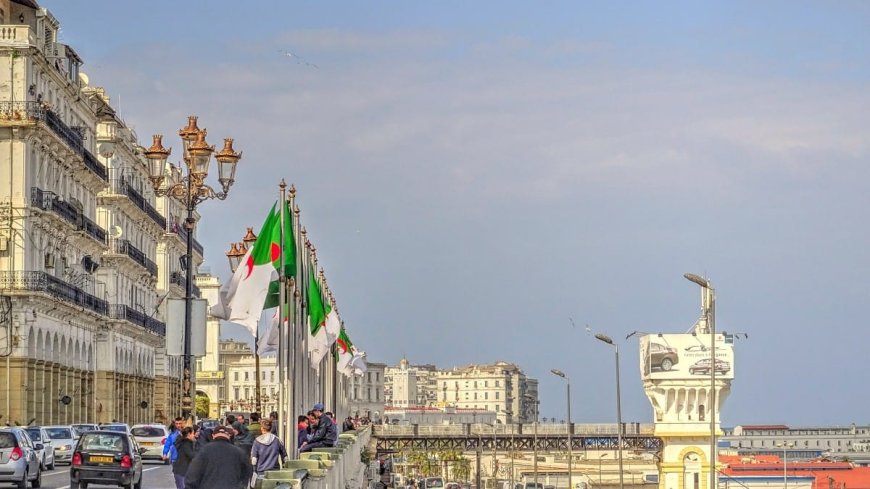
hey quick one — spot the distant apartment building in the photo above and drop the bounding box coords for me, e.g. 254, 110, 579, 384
436, 361, 538, 424
349, 361, 386, 420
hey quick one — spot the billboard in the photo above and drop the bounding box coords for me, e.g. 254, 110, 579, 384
639, 333, 734, 380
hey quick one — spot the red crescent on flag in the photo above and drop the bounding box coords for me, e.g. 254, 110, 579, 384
337, 338, 349, 354
244, 254, 255, 279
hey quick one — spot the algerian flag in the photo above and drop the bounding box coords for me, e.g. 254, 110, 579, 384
210, 246, 252, 321
349, 346, 368, 375
257, 305, 286, 355
223, 201, 295, 336
307, 264, 340, 368
335, 328, 355, 376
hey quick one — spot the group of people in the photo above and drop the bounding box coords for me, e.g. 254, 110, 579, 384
161, 407, 298, 489
295, 402, 339, 452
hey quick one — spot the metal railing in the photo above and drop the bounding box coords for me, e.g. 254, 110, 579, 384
0, 101, 107, 181
109, 239, 158, 276
108, 304, 166, 336
169, 271, 201, 297
30, 187, 107, 244
0, 271, 108, 316
166, 220, 204, 256
110, 178, 167, 229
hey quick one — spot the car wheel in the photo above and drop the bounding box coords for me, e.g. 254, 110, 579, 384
134, 473, 143, 489
31, 467, 42, 488
16, 469, 26, 489
47, 461, 54, 471
660, 358, 673, 371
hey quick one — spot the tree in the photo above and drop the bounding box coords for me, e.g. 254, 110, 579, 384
195, 394, 210, 419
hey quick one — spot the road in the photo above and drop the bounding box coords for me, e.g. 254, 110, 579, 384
39, 460, 176, 488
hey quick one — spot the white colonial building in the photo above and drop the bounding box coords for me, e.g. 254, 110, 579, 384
436, 361, 539, 424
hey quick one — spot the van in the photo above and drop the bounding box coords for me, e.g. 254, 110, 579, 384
424, 477, 445, 489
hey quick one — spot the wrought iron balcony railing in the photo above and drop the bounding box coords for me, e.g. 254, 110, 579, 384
109, 239, 158, 277
166, 221, 204, 256
30, 187, 107, 244
0, 101, 107, 181
108, 178, 167, 229
0, 271, 108, 316
169, 271, 201, 297
108, 304, 166, 336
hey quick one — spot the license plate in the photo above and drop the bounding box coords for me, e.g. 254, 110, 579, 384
90, 455, 114, 463
140, 442, 155, 446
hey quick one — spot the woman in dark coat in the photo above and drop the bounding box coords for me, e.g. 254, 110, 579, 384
172, 426, 197, 489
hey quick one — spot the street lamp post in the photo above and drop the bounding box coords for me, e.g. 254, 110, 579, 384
226, 229, 261, 414
777, 442, 793, 489
551, 369, 572, 489
524, 395, 539, 488
684, 273, 716, 489
594, 333, 624, 489
146, 116, 242, 420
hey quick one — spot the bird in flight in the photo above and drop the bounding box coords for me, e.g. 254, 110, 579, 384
278, 50, 318, 69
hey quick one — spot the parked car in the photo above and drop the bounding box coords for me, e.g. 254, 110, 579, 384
70, 424, 99, 437
0, 427, 42, 488
43, 425, 77, 465
423, 477, 445, 489
649, 342, 679, 371
130, 424, 168, 462
70, 430, 143, 489
24, 426, 55, 470
99, 423, 131, 434
689, 358, 731, 375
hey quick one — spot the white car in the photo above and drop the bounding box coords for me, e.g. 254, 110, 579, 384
43, 425, 77, 465
130, 424, 169, 463
24, 426, 55, 470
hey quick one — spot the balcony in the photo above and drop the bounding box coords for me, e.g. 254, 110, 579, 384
169, 271, 201, 297
0, 101, 107, 181
0, 25, 36, 48
108, 304, 166, 336
0, 271, 108, 316
30, 187, 107, 244
166, 221, 204, 257
109, 239, 158, 277
109, 178, 167, 229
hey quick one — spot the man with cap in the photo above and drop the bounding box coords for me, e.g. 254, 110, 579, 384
299, 403, 337, 452
183, 425, 253, 489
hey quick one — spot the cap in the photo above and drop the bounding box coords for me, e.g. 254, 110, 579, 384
212, 425, 233, 436
312, 403, 324, 412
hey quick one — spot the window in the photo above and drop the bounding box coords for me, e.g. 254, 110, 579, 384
485, 381, 488, 387
270, 371, 275, 383
234, 388, 240, 400
245, 371, 249, 381
485, 392, 488, 400
495, 380, 500, 387
496, 392, 499, 399
234, 372, 239, 381
262, 371, 266, 380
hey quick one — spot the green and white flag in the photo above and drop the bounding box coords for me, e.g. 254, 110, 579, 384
218, 201, 295, 337
307, 264, 340, 368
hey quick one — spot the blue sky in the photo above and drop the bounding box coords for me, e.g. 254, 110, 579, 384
43, 1, 870, 426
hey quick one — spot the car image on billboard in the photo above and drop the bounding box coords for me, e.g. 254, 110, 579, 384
639, 333, 734, 380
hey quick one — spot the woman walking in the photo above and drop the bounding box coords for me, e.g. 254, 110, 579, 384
172, 426, 197, 489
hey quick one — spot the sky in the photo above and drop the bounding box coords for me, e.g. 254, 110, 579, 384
42, 1, 870, 427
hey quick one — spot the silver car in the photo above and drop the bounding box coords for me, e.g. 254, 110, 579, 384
44, 425, 77, 465
0, 428, 42, 488
24, 426, 55, 470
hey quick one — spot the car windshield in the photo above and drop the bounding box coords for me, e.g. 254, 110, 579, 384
131, 426, 165, 437
79, 433, 127, 452
72, 425, 96, 435
0, 433, 17, 449
24, 429, 41, 441
102, 425, 127, 433
45, 428, 71, 439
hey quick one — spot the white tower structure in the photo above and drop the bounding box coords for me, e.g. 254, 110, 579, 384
639, 276, 735, 489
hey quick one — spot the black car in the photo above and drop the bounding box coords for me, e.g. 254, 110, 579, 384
70, 430, 143, 489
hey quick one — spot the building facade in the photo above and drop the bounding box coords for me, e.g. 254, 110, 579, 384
349, 361, 386, 421
226, 355, 279, 416
0, 0, 205, 425
436, 361, 538, 424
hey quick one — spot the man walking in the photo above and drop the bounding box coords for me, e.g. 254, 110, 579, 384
251, 419, 287, 476
299, 403, 337, 452
163, 417, 185, 464
184, 425, 253, 489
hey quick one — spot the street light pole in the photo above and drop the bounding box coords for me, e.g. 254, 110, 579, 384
146, 116, 241, 421
226, 229, 260, 414
684, 273, 716, 489
594, 334, 624, 489
525, 395, 539, 488
778, 442, 793, 489
551, 369, 572, 489
599, 454, 608, 486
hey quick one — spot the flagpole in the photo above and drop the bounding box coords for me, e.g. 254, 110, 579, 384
278, 181, 288, 447
289, 188, 300, 456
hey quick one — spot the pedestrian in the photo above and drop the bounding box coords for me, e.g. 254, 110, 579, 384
183, 425, 253, 489
269, 412, 279, 435
296, 415, 309, 449
251, 419, 287, 477
172, 426, 197, 489
248, 413, 262, 435
163, 417, 185, 464
342, 417, 355, 431
299, 403, 337, 452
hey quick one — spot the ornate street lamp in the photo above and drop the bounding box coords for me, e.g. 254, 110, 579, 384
145, 115, 242, 421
